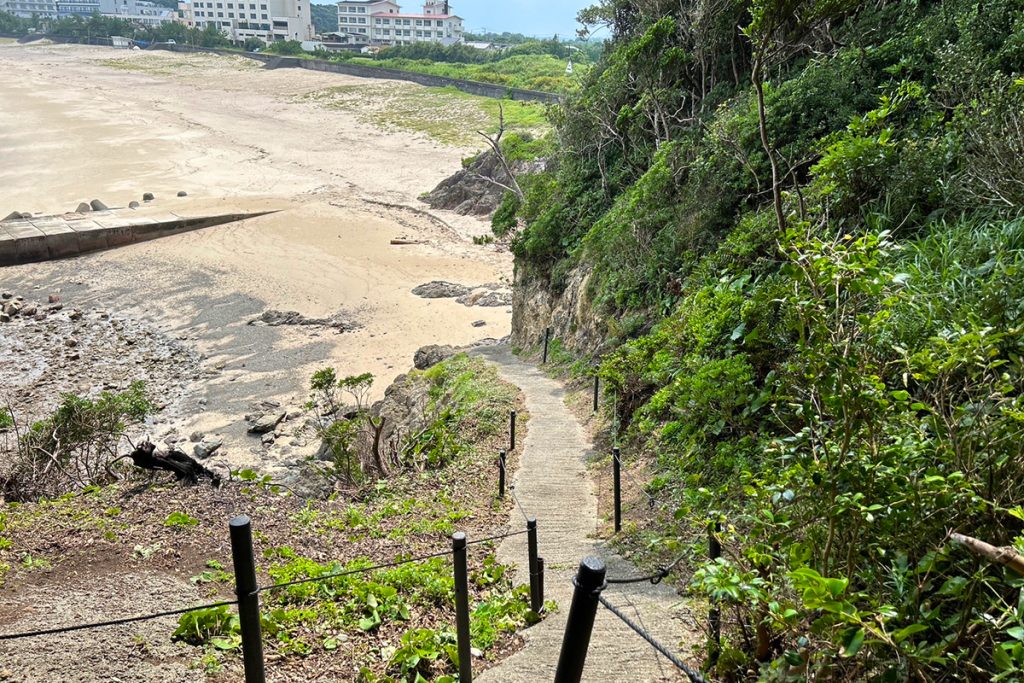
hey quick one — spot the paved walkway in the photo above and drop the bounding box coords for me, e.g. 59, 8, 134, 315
472, 345, 698, 682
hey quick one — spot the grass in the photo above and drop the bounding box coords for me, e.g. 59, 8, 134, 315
303, 82, 550, 147
0, 354, 541, 681
98, 53, 257, 76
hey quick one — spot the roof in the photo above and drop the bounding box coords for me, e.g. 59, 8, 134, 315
371, 12, 461, 19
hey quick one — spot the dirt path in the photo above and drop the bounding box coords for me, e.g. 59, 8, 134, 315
471, 345, 699, 682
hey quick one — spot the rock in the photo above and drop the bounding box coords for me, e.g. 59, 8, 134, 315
1, 292, 11, 300
128, 201, 140, 209
248, 412, 285, 434
89, 199, 108, 211
68, 309, 82, 321
411, 281, 471, 299
177, 190, 188, 197
2, 211, 25, 221
193, 437, 223, 459
48, 303, 63, 312
422, 144, 548, 217
0, 313, 9, 324
457, 290, 513, 307
20, 305, 36, 317
64, 337, 78, 348
75, 202, 92, 214
189, 431, 205, 442
33, 312, 46, 321
2, 300, 22, 317
249, 309, 358, 332
472, 320, 487, 327
413, 344, 455, 370
48, 294, 60, 304
143, 193, 155, 202
261, 432, 276, 446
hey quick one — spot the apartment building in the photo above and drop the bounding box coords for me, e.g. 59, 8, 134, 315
1, 0, 58, 19
100, 0, 175, 25
335, 0, 463, 46
178, 0, 314, 44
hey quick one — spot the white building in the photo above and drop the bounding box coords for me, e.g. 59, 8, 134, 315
1, 0, 58, 19
335, 0, 463, 47
178, 0, 313, 44
100, 0, 175, 25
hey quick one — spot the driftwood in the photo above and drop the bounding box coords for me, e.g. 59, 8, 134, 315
127, 441, 220, 486
950, 532, 1024, 575
390, 239, 424, 245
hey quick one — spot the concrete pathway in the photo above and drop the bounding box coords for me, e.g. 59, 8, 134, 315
472, 345, 698, 682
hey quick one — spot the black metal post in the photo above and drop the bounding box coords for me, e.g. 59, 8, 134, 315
542, 327, 551, 364
593, 374, 599, 413
498, 449, 506, 499
612, 447, 622, 534
709, 521, 722, 668
553, 556, 606, 683
537, 556, 545, 610
229, 516, 266, 683
527, 517, 541, 613
509, 410, 517, 451
452, 532, 473, 683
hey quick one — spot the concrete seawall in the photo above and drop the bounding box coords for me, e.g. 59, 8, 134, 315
0, 210, 274, 267
156, 45, 564, 104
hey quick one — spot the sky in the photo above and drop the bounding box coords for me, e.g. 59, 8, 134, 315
448, 0, 592, 39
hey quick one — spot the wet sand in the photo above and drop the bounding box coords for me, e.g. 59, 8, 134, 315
0, 44, 511, 467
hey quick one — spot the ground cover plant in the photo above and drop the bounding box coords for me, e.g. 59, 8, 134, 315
502, 0, 1024, 679
0, 355, 541, 681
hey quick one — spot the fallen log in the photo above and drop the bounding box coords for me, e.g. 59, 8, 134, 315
950, 532, 1024, 575
127, 440, 220, 486
390, 239, 423, 245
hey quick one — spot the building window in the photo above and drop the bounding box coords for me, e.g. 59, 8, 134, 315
435, 19, 441, 26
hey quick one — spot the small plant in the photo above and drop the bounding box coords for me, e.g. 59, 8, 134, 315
163, 511, 200, 529
19, 553, 51, 570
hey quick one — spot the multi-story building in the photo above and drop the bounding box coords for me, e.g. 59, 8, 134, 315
178, 0, 313, 44
335, 0, 462, 47
55, 0, 100, 17
100, 0, 175, 25
1, 0, 58, 19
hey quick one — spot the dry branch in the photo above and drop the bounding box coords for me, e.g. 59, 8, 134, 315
950, 532, 1024, 575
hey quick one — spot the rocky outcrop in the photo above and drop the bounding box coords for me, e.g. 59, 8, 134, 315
248, 309, 359, 332
414, 344, 455, 370
421, 148, 547, 217
511, 262, 606, 357
412, 281, 471, 298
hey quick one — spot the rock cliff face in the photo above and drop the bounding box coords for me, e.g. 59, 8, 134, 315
421, 150, 546, 217
510, 262, 606, 357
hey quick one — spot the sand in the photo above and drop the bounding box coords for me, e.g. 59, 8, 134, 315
0, 44, 513, 467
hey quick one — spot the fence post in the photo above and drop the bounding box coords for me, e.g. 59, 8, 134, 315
509, 410, 517, 452
612, 447, 622, 534
527, 517, 542, 613
554, 556, 606, 683
542, 327, 551, 364
229, 516, 266, 683
537, 556, 545, 610
498, 449, 506, 499
593, 373, 599, 413
452, 532, 473, 683
709, 520, 722, 668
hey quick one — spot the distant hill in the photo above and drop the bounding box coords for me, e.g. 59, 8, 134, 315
311, 3, 336, 35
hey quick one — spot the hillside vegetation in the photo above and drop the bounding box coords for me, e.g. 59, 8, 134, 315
501, 0, 1024, 680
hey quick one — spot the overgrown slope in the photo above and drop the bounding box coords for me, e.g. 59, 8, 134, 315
500, 0, 1024, 679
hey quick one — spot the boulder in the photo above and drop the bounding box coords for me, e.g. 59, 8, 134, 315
0, 313, 9, 324
142, 192, 155, 202
248, 412, 285, 434
76, 202, 92, 213
457, 290, 512, 308
128, 201, 140, 209
89, 199, 109, 211
411, 281, 471, 299
1, 293, 11, 300
193, 437, 223, 459
177, 190, 188, 197
413, 344, 455, 370
2, 300, 22, 317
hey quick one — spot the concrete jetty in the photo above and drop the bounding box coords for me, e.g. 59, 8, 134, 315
0, 209, 276, 267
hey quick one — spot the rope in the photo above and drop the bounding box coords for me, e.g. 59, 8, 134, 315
499, 455, 532, 522
0, 599, 238, 641
605, 552, 688, 585
465, 528, 529, 546
254, 548, 453, 595
598, 594, 713, 683
612, 449, 675, 514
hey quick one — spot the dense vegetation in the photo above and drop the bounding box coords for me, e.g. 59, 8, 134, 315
501, 0, 1024, 679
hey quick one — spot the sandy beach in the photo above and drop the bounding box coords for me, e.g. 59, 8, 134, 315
0, 43, 513, 468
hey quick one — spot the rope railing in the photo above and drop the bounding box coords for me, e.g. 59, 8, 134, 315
597, 593, 713, 683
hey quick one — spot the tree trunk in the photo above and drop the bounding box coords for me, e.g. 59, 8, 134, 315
753, 57, 786, 233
